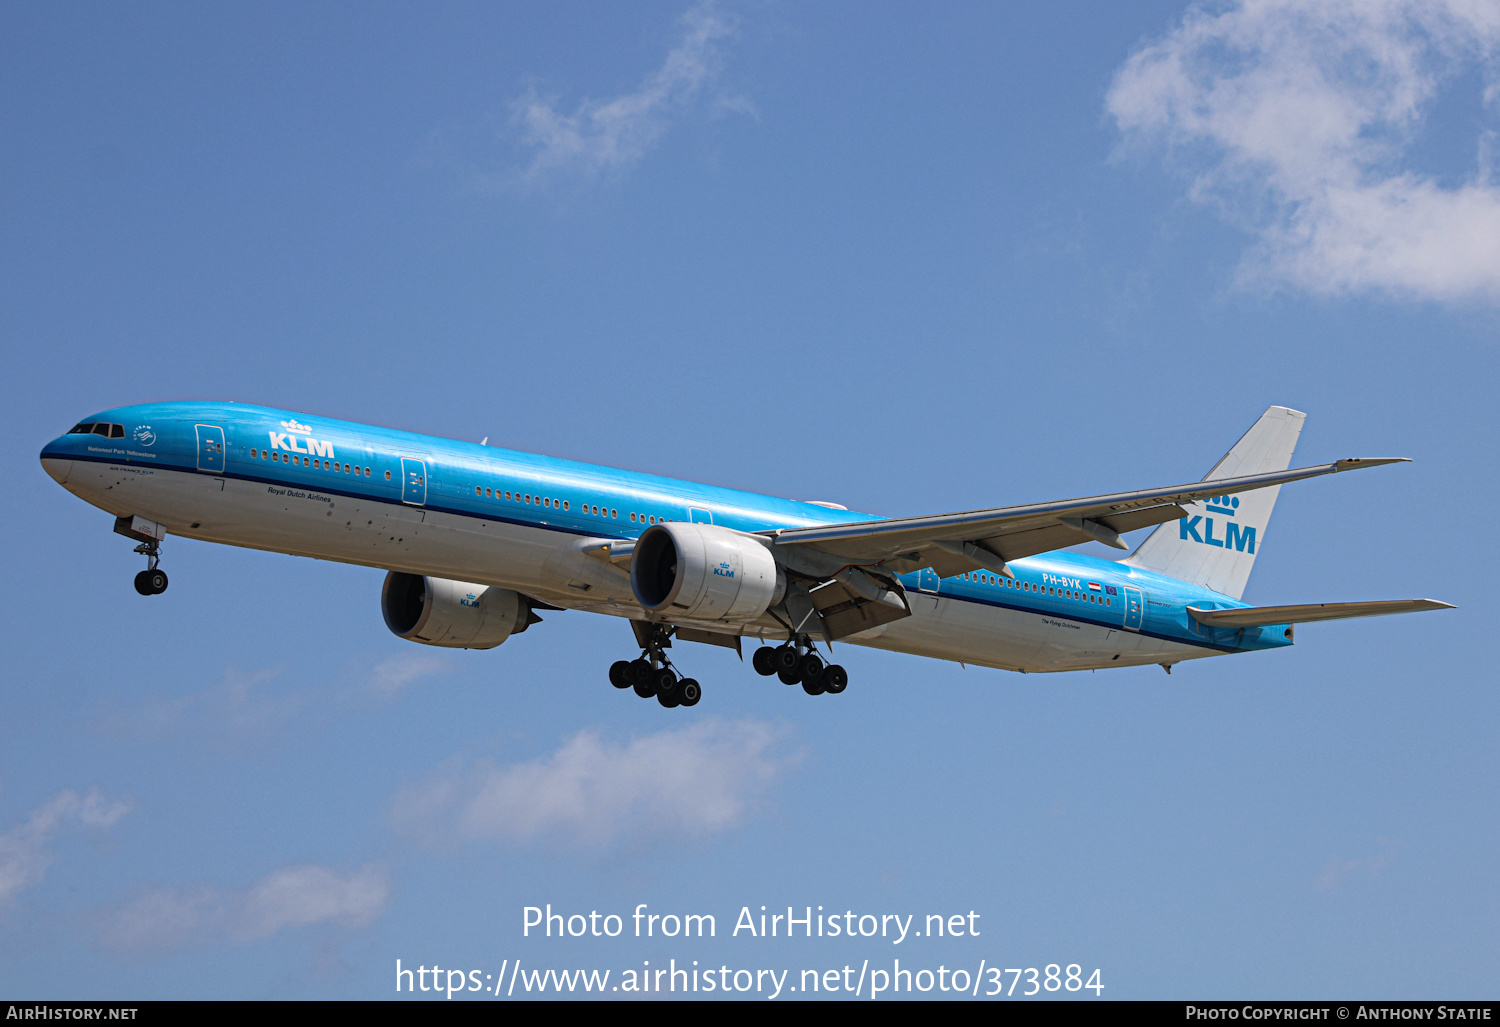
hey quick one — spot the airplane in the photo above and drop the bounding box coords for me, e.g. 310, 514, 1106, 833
39, 402, 1452, 707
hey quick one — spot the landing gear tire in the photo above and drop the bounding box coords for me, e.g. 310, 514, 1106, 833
609, 660, 634, 689
797, 653, 824, 685
820, 664, 848, 694
134, 569, 167, 595
631, 659, 656, 699
802, 674, 826, 696
777, 667, 801, 686
657, 675, 681, 708
752, 646, 778, 677
773, 645, 800, 676
653, 667, 678, 696
677, 679, 701, 707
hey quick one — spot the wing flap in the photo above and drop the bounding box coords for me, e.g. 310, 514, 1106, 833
1187, 599, 1455, 628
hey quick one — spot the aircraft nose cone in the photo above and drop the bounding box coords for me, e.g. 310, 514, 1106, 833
40, 442, 72, 485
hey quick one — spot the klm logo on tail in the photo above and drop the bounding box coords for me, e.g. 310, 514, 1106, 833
1180, 494, 1256, 553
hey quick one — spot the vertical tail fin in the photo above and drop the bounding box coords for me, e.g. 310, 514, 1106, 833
1125, 406, 1306, 599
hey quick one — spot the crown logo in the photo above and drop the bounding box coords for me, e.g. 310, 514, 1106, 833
1204, 494, 1239, 516
280, 419, 314, 435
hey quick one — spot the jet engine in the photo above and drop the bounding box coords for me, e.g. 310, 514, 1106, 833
631, 522, 785, 622
381, 572, 537, 649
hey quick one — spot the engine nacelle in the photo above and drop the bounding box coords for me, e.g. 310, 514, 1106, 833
381, 572, 534, 649
631, 522, 785, 622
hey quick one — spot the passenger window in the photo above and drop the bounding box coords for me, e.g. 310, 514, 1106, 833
385, 470, 392, 480
610, 509, 617, 518
562, 501, 569, 511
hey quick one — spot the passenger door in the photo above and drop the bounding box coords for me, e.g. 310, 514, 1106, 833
1122, 586, 1145, 631
194, 424, 225, 473
400, 458, 427, 506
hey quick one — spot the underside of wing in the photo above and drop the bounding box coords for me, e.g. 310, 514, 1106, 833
769, 458, 1406, 578
1187, 599, 1455, 628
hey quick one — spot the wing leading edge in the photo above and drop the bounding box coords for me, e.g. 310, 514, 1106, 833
769, 458, 1408, 578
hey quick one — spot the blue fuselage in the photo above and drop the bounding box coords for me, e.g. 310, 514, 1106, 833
40, 401, 1292, 672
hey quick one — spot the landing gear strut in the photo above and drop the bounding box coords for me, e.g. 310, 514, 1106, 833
752, 637, 848, 697
131, 540, 168, 596
115, 517, 168, 596
609, 623, 700, 709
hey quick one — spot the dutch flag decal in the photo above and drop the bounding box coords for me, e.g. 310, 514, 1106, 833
1088, 581, 1102, 592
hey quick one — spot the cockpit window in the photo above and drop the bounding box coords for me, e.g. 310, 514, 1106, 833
71, 422, 124, 438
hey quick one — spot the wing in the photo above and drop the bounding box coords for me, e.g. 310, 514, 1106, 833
1187, 599, 1454, 628
769, 458, 1407, 578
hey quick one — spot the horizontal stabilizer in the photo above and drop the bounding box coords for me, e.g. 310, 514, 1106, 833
1187, 599, 1455, 628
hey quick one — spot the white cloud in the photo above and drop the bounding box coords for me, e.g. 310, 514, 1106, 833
93, 665, 305, 744
1316, 837, 1401, 891
0, 787, 133, 906
1108, 0, 1500, 301
393, 718, 795, 847
92, 884, 217, 954
368, 652, 449, 699
511, 1, 736, 179
94, 655, 452, 747
95, 863, 389, 954
232, 864, 389, 940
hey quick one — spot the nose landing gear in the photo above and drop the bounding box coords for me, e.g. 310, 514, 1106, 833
115, 516, 168, 595
134, 565, 168, 596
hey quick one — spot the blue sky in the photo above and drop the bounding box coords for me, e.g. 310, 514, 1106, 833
1, 0, 1496, 999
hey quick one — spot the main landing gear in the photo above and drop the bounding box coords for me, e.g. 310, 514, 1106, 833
609, 624, 700, 709
132, 540, 168, 596
752, 639, 848, 696
608, 626, 848, 710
